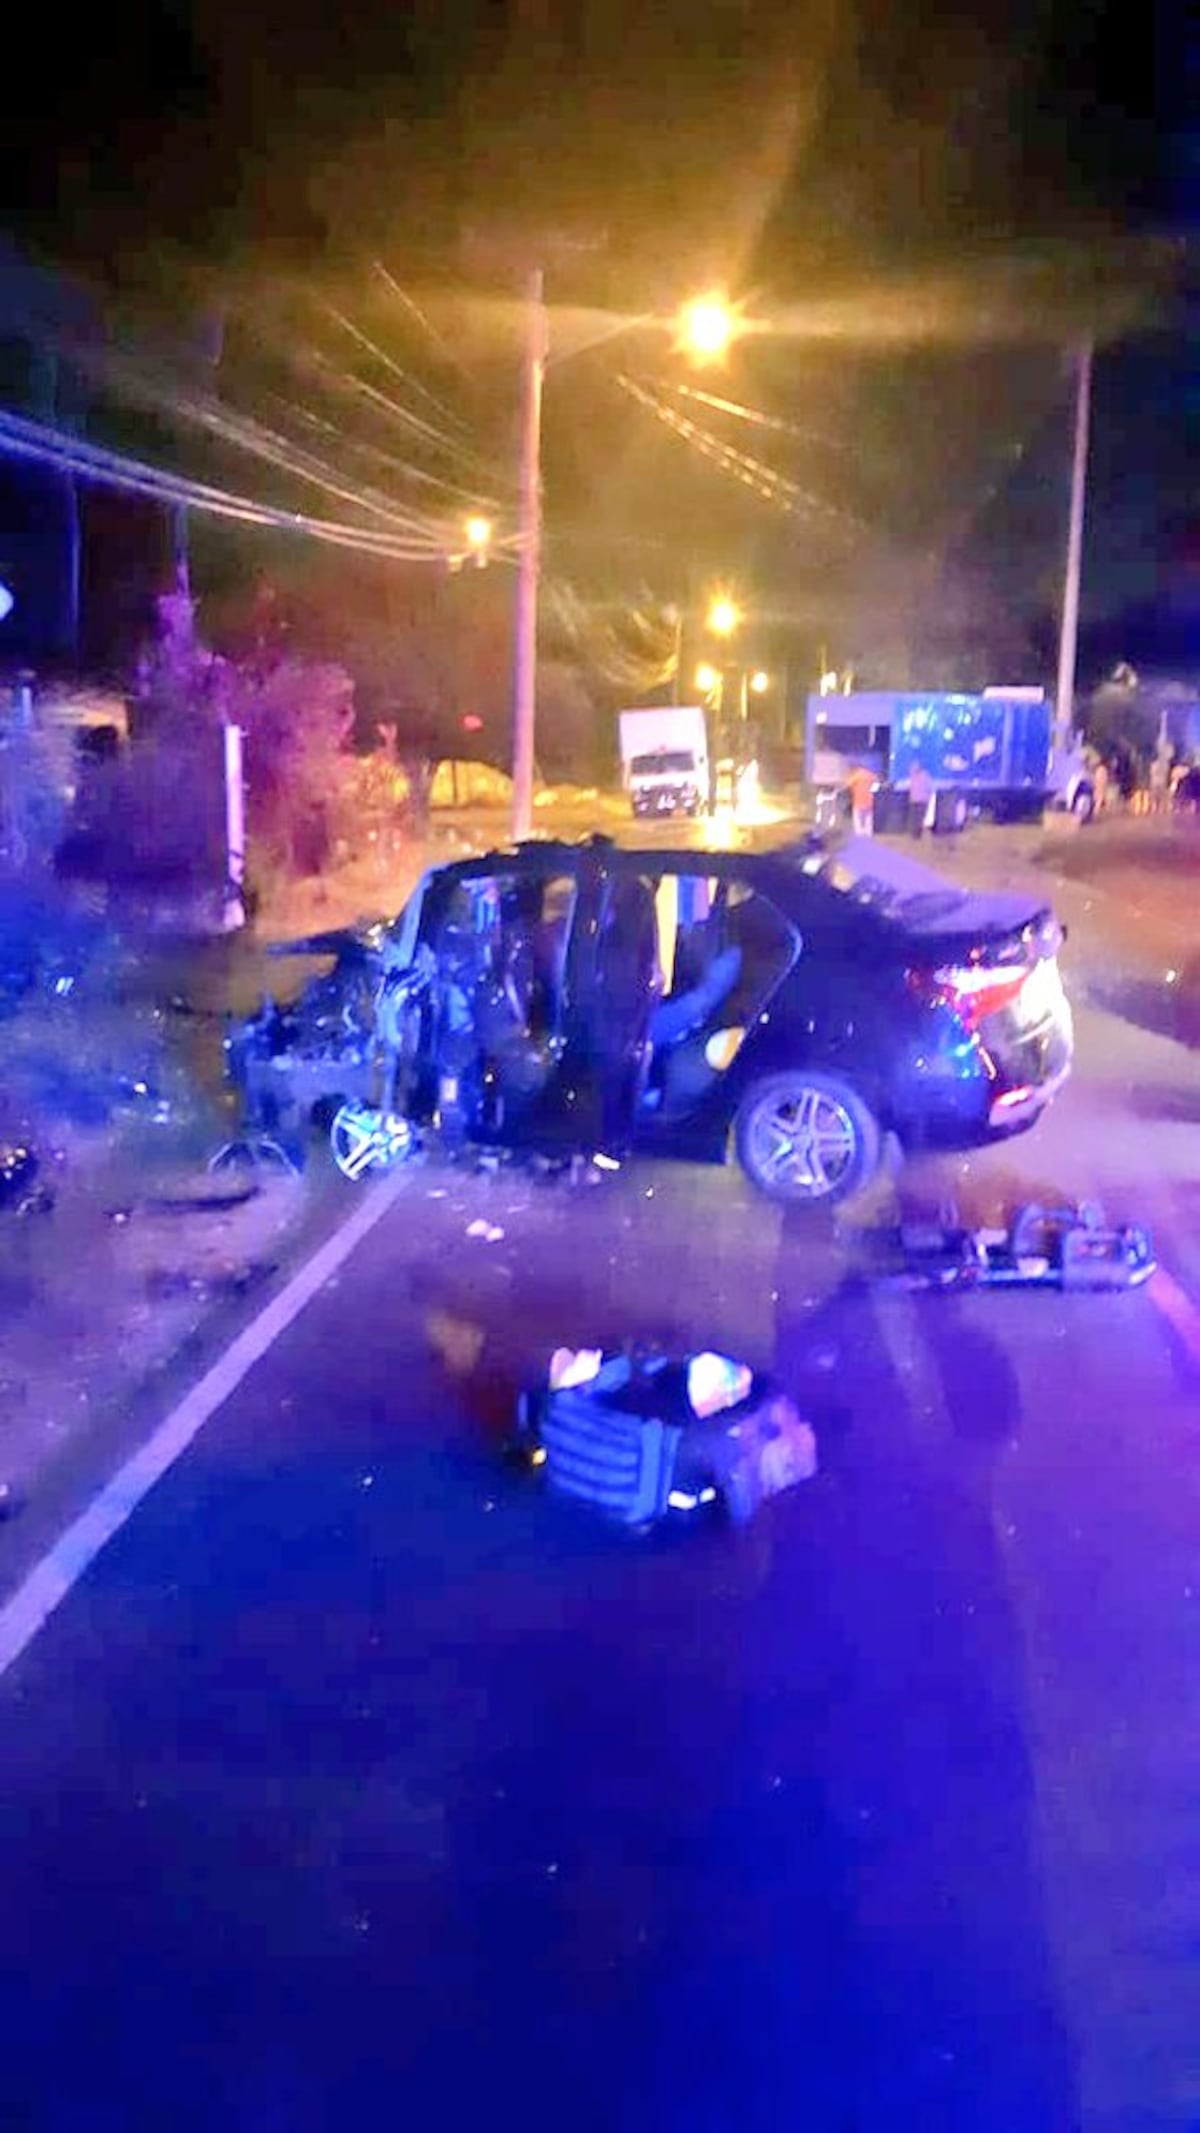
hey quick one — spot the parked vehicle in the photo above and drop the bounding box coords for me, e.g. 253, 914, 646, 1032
618, 705, 709, 819
225, 832, 1073, 1206
807, 688, 1093, 827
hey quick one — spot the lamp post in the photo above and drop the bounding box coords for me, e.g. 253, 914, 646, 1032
1053, 340, 1094, 754
511, 268, 548, 842
510, 289, 738, 839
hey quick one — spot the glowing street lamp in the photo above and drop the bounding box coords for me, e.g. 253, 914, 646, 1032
706, 595, 741, 639
463, 514, 492, 565
749, 669, 770, 695
694, 662, 721, 695
677, 293, 736, 364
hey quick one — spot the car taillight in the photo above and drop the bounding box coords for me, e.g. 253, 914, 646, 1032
908, 960, 1032, 1031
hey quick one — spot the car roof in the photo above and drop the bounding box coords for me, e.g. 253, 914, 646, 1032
422, 832, 1054, 948
427, 833, 816, 902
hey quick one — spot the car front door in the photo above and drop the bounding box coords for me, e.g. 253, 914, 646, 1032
417, 859, 585, 1145
549, 861, 661, 1155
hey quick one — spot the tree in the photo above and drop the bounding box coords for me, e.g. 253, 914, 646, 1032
1084, 671, 1161, 778
120, 585, 355, 886
229, 658, 354, 876
279, 556, 603, 802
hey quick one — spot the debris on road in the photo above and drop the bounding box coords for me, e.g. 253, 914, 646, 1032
856, 1200, 1156, 1294
143, 1259, 278, 1306
515, 1348, 817, 1528
465, 1218, 505, 1243
425, 1308, 486, 1376
106, 1183, 262, 1221
0, 1146, 53, 1217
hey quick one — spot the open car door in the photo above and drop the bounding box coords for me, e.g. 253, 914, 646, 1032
558, 867, 661, 1155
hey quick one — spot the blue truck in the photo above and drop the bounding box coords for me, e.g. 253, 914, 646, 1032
806, 688, 1094, 828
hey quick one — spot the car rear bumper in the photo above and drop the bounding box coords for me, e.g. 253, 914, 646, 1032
986, 1056, 1072, 1131
891, 998, 1073, 1154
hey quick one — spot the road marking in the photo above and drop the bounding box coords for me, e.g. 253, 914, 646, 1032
1147, 1266, 1200, 1373
0, 1171, 411, 1682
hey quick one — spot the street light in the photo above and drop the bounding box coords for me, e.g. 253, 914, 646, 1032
706, 595, 741, 638
677, 293, 736, 364
694, 662, 721, 695
463, 514, 492, 565
749, 670, 770, 695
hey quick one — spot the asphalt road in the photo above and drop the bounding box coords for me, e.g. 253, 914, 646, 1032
2, 830, 1199, 2133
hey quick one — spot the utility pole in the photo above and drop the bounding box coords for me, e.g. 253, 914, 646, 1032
511, 266, 547, 842
173, 505, 191, 600
1053, 339, 1093, 751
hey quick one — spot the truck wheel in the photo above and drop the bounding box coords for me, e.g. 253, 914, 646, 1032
734, 1070, 881, 1206
1071, 783, 1095, 823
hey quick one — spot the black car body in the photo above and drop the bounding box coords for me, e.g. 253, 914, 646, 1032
228, 832, 1073, 1204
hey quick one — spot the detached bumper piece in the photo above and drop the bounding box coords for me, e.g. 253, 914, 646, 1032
859, 1200, 1156, 1294
518, 1350, 817, 1528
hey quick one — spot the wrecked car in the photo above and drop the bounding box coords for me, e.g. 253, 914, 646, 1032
223, 832, 1074, 1205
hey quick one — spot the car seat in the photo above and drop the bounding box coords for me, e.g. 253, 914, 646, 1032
649, 943, 742, 1049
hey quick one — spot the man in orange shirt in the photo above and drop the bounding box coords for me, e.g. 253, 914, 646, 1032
845, 763, 875, 835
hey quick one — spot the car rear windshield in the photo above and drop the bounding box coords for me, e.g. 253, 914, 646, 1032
789, 840, 968, 922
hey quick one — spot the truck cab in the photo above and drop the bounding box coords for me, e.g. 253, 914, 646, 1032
618, 706, 710, 820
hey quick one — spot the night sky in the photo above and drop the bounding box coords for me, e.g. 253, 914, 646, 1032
0, 0, 1193, 665
1, 0, 1169, 267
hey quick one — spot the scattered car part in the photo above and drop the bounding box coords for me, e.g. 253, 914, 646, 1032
0, 1144, 52, 1216
208, 1136, 305, 1179
137, 1184, 262, 1216
857, 1200, 1156, 1293
329, 1102, 417, 1180
515, 1348, 817, 1528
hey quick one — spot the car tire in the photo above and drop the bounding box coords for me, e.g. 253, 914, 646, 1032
734, 1069, 881, 1206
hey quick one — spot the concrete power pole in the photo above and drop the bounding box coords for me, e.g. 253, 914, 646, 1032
1053, 339, 1094, 751
511, 267, 547, 842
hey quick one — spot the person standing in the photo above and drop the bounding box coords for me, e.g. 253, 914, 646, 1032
908, 761, 935, 839
846, 763, 876, 836
1092, 757, 1110, 814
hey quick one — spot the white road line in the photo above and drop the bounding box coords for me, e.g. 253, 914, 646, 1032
1148, 1266, 1200, 1373
0, 1171, 410, 1682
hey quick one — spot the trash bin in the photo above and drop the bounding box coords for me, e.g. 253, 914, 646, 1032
932, 787, 969, 836
871, 785, 908, 835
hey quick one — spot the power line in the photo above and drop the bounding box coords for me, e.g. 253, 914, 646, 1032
614, 373, 863, 533
0, 404, 462, 560
319, 302, 471, 434
298, 344, 507, 485
663, 379, 860, 456
372, 263, 477, 391
260, 389, 504, 510
86, 342, 448, 537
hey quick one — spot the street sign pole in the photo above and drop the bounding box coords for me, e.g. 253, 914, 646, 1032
1053, 340, 1093, 752
511, 267, 546, 843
